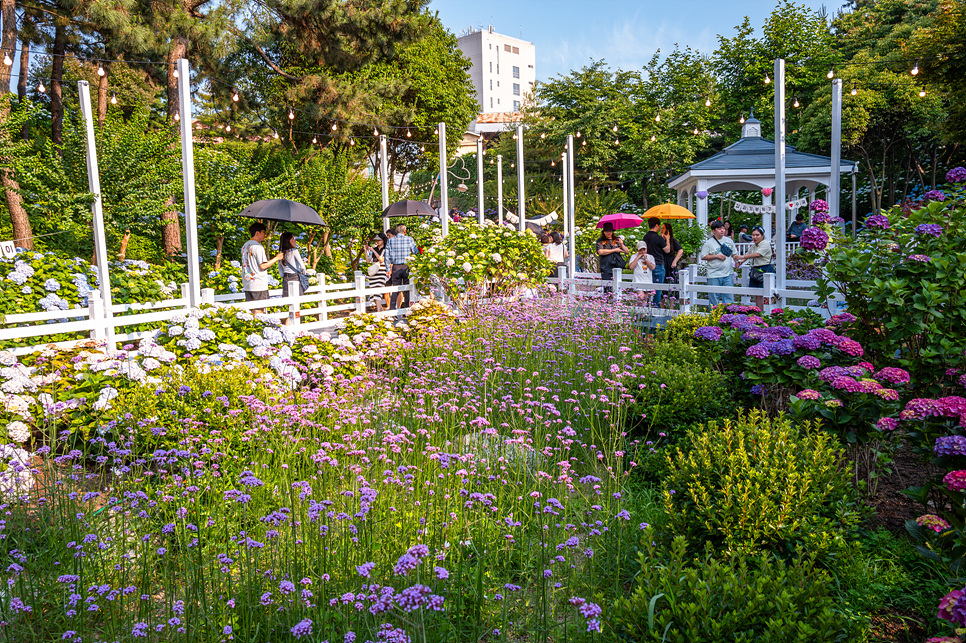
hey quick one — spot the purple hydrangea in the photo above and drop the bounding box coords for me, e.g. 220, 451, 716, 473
909, 254, 932, 262
750, 385, 766, 396
935, 435, 966, 457
915, 223, 943, 237
800, 227, 829, 251
924, 190, 946, 202
694, 326, 723, 341
946, 167, 966, 183
811, 212, 831, 225
876, 417, 899, 432
810, 199, 829, 212
797, 355, 821, 369
746, 343, 771, 359
864, 214, 890, 230
767, 339, 796, 356
792, 334, 822, 351
876, 367, 910, 385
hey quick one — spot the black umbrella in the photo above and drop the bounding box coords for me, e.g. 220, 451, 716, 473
382, 199, 436, 218
239, 199, 326, 226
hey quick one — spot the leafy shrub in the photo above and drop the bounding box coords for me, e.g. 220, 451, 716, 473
610, 535, 860, 642
812, 177, 966, 393
657, 307, 724, 343
629, 338, 734, 440
662, 411, 860, 555
409, 221, 552, 312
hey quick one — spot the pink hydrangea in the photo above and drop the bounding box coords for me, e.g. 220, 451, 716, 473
938, 587, 966, 626
796, 389, 822, 400
917, 514, 951, 533
834, 338, 864, 357
873, 388, 899, 401
876, 417, 899, 432
876, 367, 910, 385
944, 470, 966, 492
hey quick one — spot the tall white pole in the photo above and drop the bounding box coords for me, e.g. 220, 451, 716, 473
516, 124, 525, 232
830, 79, 843, 225
476, 136, 484, 224
561, 150, 569, 243
497, 155, 504, 226
379, 134, 390, 232
566, 134, 577, 277
177, 59, 201, 308
77, 80, 115, 349
774, 58, 787, 289
438, 123, 449, 238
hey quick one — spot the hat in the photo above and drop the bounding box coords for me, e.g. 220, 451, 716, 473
739, 223, 749, 230
601, 222, 614, 232
636, 240, 647, 250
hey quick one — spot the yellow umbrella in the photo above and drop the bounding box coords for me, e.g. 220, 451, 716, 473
642, 203, 696, 220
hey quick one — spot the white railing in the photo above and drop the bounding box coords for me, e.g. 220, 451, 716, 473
547, 261, 842, 320
0, 272, 418, 355
733, 240, 801, 257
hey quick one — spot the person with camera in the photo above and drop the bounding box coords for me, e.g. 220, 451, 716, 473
596, 222, 629, 294
735, 225, 775, 310
700, 220, 737, 307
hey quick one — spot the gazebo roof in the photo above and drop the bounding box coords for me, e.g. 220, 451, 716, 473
667, 117, 854, 191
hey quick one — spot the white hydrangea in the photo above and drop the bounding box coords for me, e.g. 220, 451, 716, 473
92, 386, 118, 411
247, 333, 267, 348
197, 328, 216, 342
14, 261, 34, 278
492, 253, 502, 262
6, 421, 30, 443
183, 338, 202, 351
117, 361, 147, 383
20, 286, 31, 295
0, 351, 17, 367
462, 262, 473, 273
168, 325, 184, 337
4, 394, 33, 420
0, 443, 34, 496
141, 358, 162, 371
44, 278, 61, 292
263, 327, 284, 345
185, 317, 200, 330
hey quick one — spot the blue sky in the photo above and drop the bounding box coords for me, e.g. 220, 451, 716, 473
430, 0, 845, 81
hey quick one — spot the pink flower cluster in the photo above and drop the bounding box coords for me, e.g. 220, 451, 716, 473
876, 417, 898, 432
900, 396, 966, 424
917, 514, 951, 533
945, 470, 966, 492
796, 389, 822, 400
939, 586, 966, 626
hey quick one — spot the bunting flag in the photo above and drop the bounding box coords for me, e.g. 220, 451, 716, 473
732, 196, 809, 214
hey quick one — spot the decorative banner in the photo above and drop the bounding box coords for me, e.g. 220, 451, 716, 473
732, 197, 808, 215
0, 241, 15, 259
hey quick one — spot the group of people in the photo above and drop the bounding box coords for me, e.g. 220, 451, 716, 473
596, 217, 682, 305
240, 221, 420, 317
699, 220, 776, 308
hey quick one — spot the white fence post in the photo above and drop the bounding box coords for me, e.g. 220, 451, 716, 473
88, 291, 104, 341
201, 288, 215, 305
181, 283, 191, 310
285, 280, 300, 328
354, 271, 367, 315
319, 274, 328, 323
679, 269, 692, 315
763, 272, 777, 314
556, 264, 567, 295
612, 269, 622, 297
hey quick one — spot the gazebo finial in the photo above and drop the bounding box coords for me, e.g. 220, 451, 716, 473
749, 107, 755, 119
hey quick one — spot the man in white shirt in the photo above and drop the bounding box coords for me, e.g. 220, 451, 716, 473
700, 220, 737, 307
241, 222, 284, 315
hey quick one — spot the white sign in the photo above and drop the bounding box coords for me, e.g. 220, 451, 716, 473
732, 197, 808, 215
0, 241, 15, 259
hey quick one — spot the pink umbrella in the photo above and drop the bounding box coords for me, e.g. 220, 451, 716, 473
596, 212, 643, 230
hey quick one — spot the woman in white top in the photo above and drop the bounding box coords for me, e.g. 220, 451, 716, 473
735, 226, 775, 310
278, 232, 307, 295
546, 231, 568, 266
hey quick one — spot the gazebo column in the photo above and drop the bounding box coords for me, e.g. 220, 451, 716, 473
677, 188, 685, 208
695, 180, 708, 227
807, 186, 815, 224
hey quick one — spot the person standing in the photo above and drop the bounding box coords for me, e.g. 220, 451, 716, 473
735, 225, 776, 310
642, 217, 669, 304
595, 222, 628, 293
385, 223, 418, 309
661, 223, 684, 284
547, 231, 567, 266
738, 224, 754, 243
241, 222, 284, 315
365, 233, 389, 310
700, 220, 736, 307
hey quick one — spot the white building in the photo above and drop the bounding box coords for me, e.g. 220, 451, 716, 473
457, 25, 535, 137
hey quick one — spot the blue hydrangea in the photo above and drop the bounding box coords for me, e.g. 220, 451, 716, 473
44, 278, 61, 292
935, 435, 966, 457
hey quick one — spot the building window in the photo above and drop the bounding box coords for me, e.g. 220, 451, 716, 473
504, 44, 511, 52
512, 66, 520, 78
512, 46, 519, 54
489, 62, 492, 72
489, 79, 493, 90
513, 83, 520, 96
497, 99, 500, 105
513, 100, 520, 111
490, 97, 493, 108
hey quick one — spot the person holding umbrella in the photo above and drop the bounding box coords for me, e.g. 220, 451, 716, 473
596, 222, 629, 293
242, 222, 284, 315
385, 223, 418, 309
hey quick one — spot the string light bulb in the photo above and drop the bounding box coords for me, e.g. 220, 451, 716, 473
421, 145, 425, 152
350, 138, 356, 146
37, 81, 45, 93
2, 52, 11, 66
793, 96, 800, 108
373, 127, 378, 136
173, 112, 180, 121
851, 82, 857, 96
97, 63, 105, 77
331, 122, 338, 131
288, 108, 294, 120
693, 127, 699, 135
551, 160, 555, 167
911, 60, 920, 76
739, 114, 745, 124
655, 113, 660, 122
406, 129, 411, 138
614, 138, 619, 145
110, 92, 117, 105
919, 87, 926, 97
225, 123, 231, 132
613, 124, 618, 133
764, 73, 770, 85
540, 132, 545, 139
232, 89, 239, 102
173, 67, 179, 79
312, 134, 317, 144
273, 130, 279, 139
705, 98, 711, 107
650, 134, 656, 142
827, 66, 834, 79
575, 131, 580, 137
582, 139, 586, 146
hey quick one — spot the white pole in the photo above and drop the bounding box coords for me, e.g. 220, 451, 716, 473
830, 79, 842, 223
497, 155, 504, 226
177, 59, 201, 308
77, 80, 115, 350
516, 124, 525, 232
566, 134, 577, 277
774, 58, 787, 290
379, 134, 390, 233
561, 150, 569, 243
438, 123, 449, 238
476, 136, 484, 224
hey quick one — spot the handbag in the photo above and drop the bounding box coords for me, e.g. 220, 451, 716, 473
367, 262, 381, 278
717, 240, 733, 257
749, 266, 765, 282
283, 258, 310, 292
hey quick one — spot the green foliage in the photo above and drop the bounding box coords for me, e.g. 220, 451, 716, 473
629, 337, 734, 440
814, 187, 966, 393
611, 535, 861, 642
662, 411, 860, 555
409, 222, 553, 311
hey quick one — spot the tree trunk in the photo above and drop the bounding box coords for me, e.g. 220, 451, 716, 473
50, 19, 68, 146
161, 195, 182, 258
0, 0, 32, 250
0, 0, 15, 91
214, 234, 224, 270
97, 59, 112, 127
166, 37, 187, 123
118, 230, 131, 261
17, 36, 28, 140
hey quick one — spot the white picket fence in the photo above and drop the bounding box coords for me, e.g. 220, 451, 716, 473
0, 272, 418, 356
548, 262, 843, 320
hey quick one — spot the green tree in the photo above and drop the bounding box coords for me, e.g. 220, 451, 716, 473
910, 0, 966, 143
